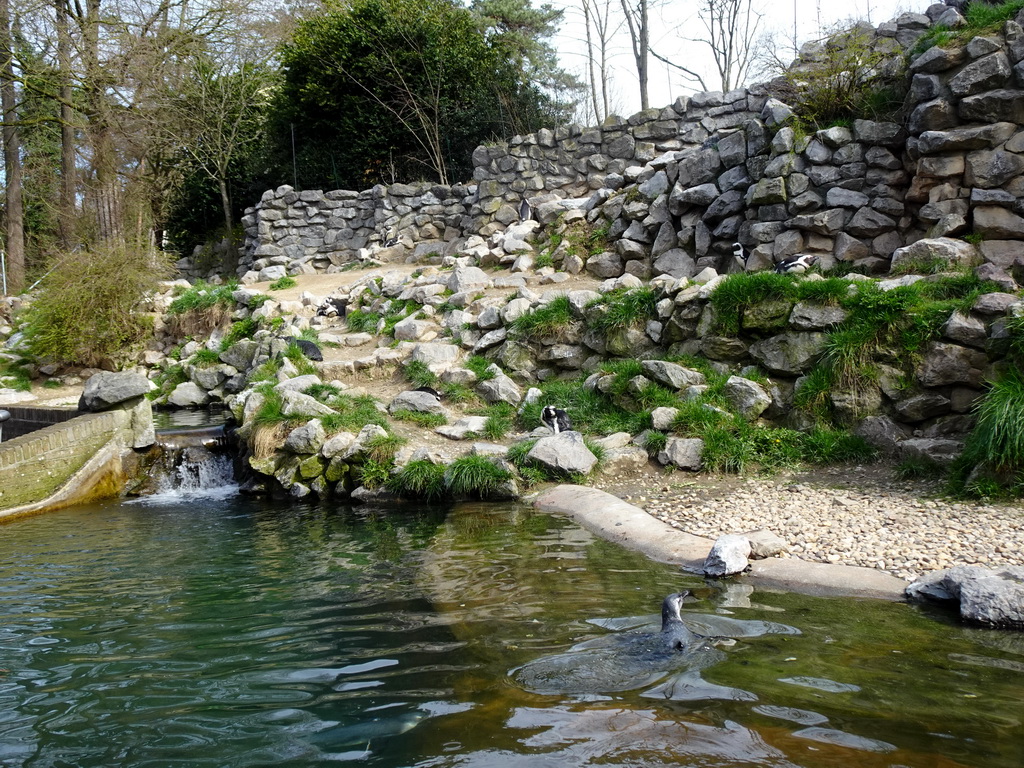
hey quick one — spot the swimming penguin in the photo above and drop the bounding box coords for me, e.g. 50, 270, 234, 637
659, 591, 697, 650
518, 197, 533, 222
541, 405, 572, 434
774, 254, 817, 274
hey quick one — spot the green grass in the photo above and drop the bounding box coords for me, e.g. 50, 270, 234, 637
167, 280, 239, 315
587, 287, 658, 334
710, 272, 797, 334
43, 378, 62, 389
889, 256, 953, 277
269, 276, 297, 291
386, 460, 447, 501
509, 295, 573, 340
444, 455, 513, 498
895, 457, 945, 480
517, 376, 651, 436
641, 430, 668, 456
795, 278, 850, 305
346, 309, 379, 333
357, 458, 393, 489
223, 318, 258, 346
392, 409, 447, 428
404, 360, 438, 388
440, 382, 476, 403
191, 348, 221, 367
320, 393, 389, 433
304, 383, 345, 401
465, 355, 497, 381
482, 403, 515, 440
0, 361, 32, 392
912, 1, 1024, 55
251, 388, 291, 427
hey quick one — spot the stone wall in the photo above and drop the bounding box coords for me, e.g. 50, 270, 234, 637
230, 6, 1024, 289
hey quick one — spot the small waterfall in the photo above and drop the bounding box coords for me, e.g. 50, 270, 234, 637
133, 425, 239, 502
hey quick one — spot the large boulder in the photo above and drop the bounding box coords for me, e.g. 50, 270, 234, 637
526, 431, 597, 475
477, 366, 522, 405
890, 237, 978, 272
168, 381, 210, 408
641, 360, 706, 390
722, 376, 771, 419
284, 419, 327, 454
389, 389, 448, 415
748, 333, 828, 375
906, 565, 1024, 629
657, 437, 704, 470
703, 534, 752, 577
78, 371, 152, 412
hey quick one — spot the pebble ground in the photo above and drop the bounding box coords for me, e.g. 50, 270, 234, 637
605, 464, 1024, 582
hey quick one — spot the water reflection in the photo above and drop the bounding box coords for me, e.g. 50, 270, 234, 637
0, 497, 1021, 767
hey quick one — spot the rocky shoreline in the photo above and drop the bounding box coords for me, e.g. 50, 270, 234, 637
616, 465, 1024, 582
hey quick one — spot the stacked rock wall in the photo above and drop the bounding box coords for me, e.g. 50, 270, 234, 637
234, 6, 1024, 287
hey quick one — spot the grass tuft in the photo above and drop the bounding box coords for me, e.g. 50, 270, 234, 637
509, 296, 573, 340
444, 455, 513, 498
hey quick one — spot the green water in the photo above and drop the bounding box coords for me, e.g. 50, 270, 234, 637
1, 495, 1022, 767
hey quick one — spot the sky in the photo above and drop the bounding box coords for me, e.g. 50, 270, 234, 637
550, 0, 927, 119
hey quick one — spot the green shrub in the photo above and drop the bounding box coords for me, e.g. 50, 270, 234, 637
889, 256, 952, 277
25, 244, 171, 368
268, 276, 297, 291
387, 459, 447, 500
641, 430, 667, 456
799, 428, 877, 464
509, 295, 573, 339
444, 455, 513, 498
786, 23, 906, 126
304, 382, 345, 401
357, 458, 393, 489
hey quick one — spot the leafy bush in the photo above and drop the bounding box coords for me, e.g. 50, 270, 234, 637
25, 244, 171, 367
784, 23, 906, 126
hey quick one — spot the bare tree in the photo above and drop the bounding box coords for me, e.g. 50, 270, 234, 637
580, 0, 618, 122
0, 0, 24, 292
618, 0, 649, 110
698, 0, 764, 92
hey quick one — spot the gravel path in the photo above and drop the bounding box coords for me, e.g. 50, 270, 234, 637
622, 466, 1024, 582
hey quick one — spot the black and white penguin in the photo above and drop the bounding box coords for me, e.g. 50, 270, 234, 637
518, 197, 533, 222
732, 242, 749, 272
659, 591, 697, 650
540, 405, 572, 434
382, 227, 399, 248
316, 296, 348, 318
774, 254, 817, 274
283, 336, 324, 361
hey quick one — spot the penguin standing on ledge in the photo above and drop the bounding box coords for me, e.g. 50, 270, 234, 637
774, 254, 817, 274
518, 197, 533, 222
732, 242, 750, 272
541, 405, 572, 434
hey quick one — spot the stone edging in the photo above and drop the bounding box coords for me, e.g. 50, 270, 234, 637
533, 484, 907, 601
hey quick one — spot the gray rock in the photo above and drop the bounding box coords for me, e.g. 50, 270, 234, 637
748, 332, 828, 375
916, 122, 1017, 154
742, 529, 788, 559
284, 419, 327, 454
219, 339, 259, 372
168, 381, 210, 408
447, 266, 491, 293
393, 317, 440, 341
274, 374, 323, 393
526, 431, 598, 475
653, 249, 696, 278
918, 341, 987, 387
891, 238, 978, 272
411, 343, 460, 370
478, 366, 522, 405
321, 431, 356, 459
949, 52, 1012, 96
280, 389, 337, 419
389, 389, 448, 415
586, 251, 624, 278
899, 437, 963, 465
893, 391, 951, 422
436, 416, 489, 440
974, 206, 1024, 239
723, 376, 771, 419
651, 406, 680, 430
342, 424, 390, 460
703, 534, 752, 577
657, 437, 704, 470
79, 371, 152, 411
853, 415, 909, 455
641, 360, 706, 390
943, 311, 988, 348
906, 565, 1024, 629
789, 302, 848, 330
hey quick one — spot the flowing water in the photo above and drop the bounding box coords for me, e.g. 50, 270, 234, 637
1, 489, 1023, 767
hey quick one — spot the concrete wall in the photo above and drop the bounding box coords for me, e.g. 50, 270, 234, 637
0, 406, 139, 519
1, 406, 79, 441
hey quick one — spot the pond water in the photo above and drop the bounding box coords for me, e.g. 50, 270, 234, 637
1, 493, 1022, 767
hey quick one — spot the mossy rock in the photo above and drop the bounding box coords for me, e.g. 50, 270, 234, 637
742, 299, 794, 333
299, 454, 327, 480
249, 454, 278, 476
325, 457, 350, 483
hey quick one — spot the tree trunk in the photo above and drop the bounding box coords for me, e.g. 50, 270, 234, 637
56, 0, 76, 250
82, 0, 121, 241
219, 177, 232, 236
0, 0, 24, 293
619, 0, 649, 111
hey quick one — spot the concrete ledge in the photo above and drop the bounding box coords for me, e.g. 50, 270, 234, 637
534, 484, 907, 601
